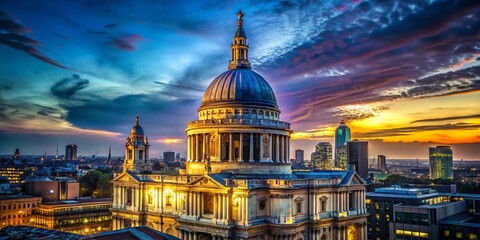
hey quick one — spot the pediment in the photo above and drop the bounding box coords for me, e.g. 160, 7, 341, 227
113, 172, 139, 183
188, 175, 224, 188
346, 172, 366, 185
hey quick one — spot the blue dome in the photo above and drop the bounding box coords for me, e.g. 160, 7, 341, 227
131, 125, 144, 135
201, 69, 278, 109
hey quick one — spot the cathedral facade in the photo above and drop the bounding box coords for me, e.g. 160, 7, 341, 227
111, 12, 368, 240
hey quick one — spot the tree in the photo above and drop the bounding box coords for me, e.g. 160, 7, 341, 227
79, 171, 113, 198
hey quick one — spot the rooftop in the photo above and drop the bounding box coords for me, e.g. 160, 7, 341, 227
0, 194, 40, 200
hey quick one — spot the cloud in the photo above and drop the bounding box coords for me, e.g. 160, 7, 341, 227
0, 11, 68, 69
109, 34, 144, 51
411, 114, 480, 124
50, 74, 90, 99
356, 123, 480, 139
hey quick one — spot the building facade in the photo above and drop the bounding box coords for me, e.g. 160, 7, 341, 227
65, 144, 78, 161
311, 143, 333, 170
335, 121, 351, 169
0, 195, 41, 229
377, 155, 387, 173
164, 151, 175, 163
111, 12, 368, 240
31, 198, 112, 235
295, 149, 304, 165
429, 146, 453, 180
347, 141, 368, 179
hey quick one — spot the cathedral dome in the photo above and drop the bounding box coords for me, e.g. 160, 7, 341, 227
200, 69, 278, 109
130, 115, 144, 135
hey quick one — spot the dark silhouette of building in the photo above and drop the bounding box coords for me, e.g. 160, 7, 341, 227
163, 151, 175, 163
65, 144, 78, 160
347, 140, 368, 178
13, 148, 20, 159
377, 155, 387, 173
295, 149, 304, 164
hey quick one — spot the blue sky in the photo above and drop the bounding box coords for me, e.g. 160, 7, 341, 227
0, 0, 479, 159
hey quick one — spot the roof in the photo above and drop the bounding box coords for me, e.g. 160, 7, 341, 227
0, 194, 40, 200
0, 226, 80, 240
39, 198, 112, 207
200, 69, 278, 110
83, 226, 180, 240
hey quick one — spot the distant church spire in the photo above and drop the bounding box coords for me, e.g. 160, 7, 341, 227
108, 146, 111, 161
228, 11, 251, 70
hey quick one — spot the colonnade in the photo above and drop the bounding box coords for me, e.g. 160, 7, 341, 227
113, 185, 143, 212
334, 223, 367, 240
112, 216, 140, 230
187, 132, 290, 163
310, 189, 365, 217
236, 194, 249, 225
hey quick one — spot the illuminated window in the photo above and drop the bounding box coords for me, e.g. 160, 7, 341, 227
147, 194, 153, 205
470, 234, 477, 240
457, 233, 462, 239
444, 230, 450, 237
166, 193, 172, 207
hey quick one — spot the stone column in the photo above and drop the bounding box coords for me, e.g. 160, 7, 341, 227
284, 135, 288, 162
195, 135, 200, 162
226, 194, 230, 222
213, 193, 217, 220
249, 134, 254, 161
223, 194, 227, 222
259, 134, 264, 162
239, 133, 243, 162
279, 135, 283, 162
187, 135, 191, 162
268, 134, 272, 162
275, 134, 279, 162
238, 195, 243, 224
229, 133, 233, 162
203, 134, 207, 161
218, 133, 222, 161
244, 195, 249, 225
287, 136, 290, 162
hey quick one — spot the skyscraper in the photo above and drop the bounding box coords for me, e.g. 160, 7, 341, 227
429, 146, 453, 179
335, 120, 351, 169
294, 149, 304, 164
311, 142, 333, 170
377, 155, 387, 173
163, 151, 175, 163
347, 140, 368, 178
65, 144, 78, 160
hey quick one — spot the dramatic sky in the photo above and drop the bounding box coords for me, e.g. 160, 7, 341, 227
0, 0, 479, 160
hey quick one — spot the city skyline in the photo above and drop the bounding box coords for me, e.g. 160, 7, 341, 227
1, 1, 479, 160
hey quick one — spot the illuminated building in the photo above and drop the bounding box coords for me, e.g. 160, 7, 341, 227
311, 142, 333, 170
0, 165, 27, 184
31, 198, 112, 235
429, 146, 453, 179
335, 120, 351, 169
366, 186, 480, 240
111, 12, 367, 240
347, 140, 368, 179
377, 155, 387, 173
65, 144, 78, 161
295, 149, 304, 164
366, 186, 442, 240
0, 195, 41, 228
25, 176, 79, 203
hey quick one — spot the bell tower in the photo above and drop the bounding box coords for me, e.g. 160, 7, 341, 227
123, 115, 151, 173
228, 11, 251, 70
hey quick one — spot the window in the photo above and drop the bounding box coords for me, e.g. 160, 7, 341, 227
321, 200, 327, 212
147, 193, 153, 205
296, 202, 301, 214
139, 150, 144, 160
166, 193, 172, 207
